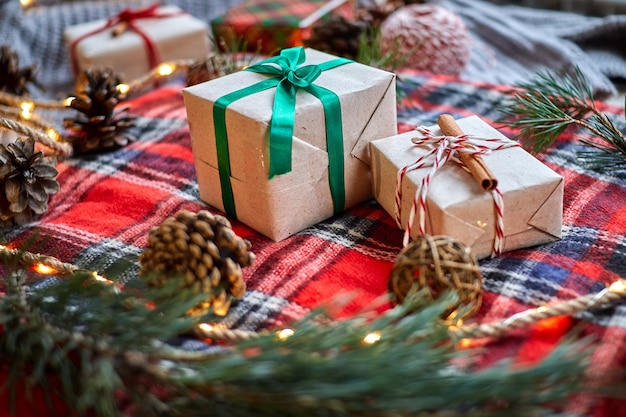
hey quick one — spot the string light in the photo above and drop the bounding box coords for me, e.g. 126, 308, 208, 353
198, 323, 213, 333
19, 0, 34, 7
457, 338, 476, 349
609, 280, 626, 293
20, 101, 34, 120
455, 279, 626, 340
116, 84, 130, 95
157, 63, 175, 77
92, 271, 113, 284
46, 128, 60, 141
277, 328, 295, 340
64, 96, 75, 107
125, 59, 195, 95
33, 263, 57, 275
5, 238, 626, 346
363, 331, 382, 345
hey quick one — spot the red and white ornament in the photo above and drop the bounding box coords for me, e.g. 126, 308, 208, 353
379, 4, 471, 76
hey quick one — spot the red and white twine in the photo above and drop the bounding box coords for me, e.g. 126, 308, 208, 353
395, 127, 520, 256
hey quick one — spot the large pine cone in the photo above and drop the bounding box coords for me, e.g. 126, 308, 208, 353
306, 0, 426, 60
356, 0, 426, 28
305, 15, 367, 60
139, 210, 255, 316
63, 67, 136, 154
0, 137, 59, 225
0, 45, 42, 96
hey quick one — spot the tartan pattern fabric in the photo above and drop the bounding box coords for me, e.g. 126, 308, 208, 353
3, 71, 626, 416
210, 0, 352, 54
213, 0, 328, 26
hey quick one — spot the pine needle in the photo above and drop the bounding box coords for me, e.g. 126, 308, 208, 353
0, 246, 594, 417
499, 66, 626, 170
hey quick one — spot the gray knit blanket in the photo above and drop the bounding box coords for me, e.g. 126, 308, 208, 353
0, 0, 625, 98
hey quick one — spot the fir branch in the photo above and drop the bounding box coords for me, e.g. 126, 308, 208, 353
499, 67, 626, 169
0, 249, 592, 417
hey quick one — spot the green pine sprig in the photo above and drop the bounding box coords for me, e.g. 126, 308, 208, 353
499, 66, 626, 169
356, 27, 415, 73
0, 246, 593, 417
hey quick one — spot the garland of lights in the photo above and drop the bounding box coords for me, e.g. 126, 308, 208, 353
0, 60, 197, 157
3, 242, 624, 345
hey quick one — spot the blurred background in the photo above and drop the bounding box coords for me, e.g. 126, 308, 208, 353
485, 0, 626, 15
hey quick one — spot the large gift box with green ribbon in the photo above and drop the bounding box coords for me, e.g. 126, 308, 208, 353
211, 0, 353, 55
183, 47, 397, 240
64, 4, 210, 81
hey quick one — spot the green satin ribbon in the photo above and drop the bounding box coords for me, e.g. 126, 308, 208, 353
213, 47, 352, 219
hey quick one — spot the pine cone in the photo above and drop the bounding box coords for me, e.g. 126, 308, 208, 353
0, 136, 59, 225
0, 45, 42, 96
139, 210, 255, 316
355, 0, 426, 28
306, 0, 426, 60
186, 59, 213, 87
63, 67, 136, 154
305, 15, 367, 60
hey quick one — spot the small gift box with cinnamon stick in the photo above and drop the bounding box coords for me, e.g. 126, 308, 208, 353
370, 115, 563, 260
64, 4, 210, 81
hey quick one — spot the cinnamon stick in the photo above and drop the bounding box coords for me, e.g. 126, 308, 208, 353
112, 22, 128, 37
437, 114, 498, 191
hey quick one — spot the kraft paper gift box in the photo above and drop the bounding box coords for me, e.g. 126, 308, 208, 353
211, 0, 353, 55
370, 116, 563, 260
183, 47, 397, 241
64, 4, 210, 81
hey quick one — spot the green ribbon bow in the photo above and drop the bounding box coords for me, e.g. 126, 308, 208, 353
213, 47, 352, 219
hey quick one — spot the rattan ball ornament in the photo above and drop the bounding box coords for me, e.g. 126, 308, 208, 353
388, 234, 482, 319
378, 4, 471, 76
139, 210, 255, 317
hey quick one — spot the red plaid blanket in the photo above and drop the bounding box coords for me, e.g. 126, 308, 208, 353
2, 70, 626, 416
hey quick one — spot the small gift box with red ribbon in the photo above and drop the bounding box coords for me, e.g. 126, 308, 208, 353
183, 47, 397, 241
64, 4, 210, 81
211, 0, 354, 55
370, 115, 564, 260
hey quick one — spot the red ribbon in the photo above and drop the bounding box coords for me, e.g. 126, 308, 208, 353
69, 4, 184, 75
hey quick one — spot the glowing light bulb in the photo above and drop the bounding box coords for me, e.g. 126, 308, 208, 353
46, 128, 60, 141
116, 84, 130, 95
277, 328, 294, 340
363, 331, 381, 345
34, 263, 56, 275
198, 323, 213, 333
457, 338, 475, 349
20, 101, 34, 120
92, 271, 113, 284
157, 63, 175, 77
20, 0, 34, 7
609, 280, 626, 293
64, 96, 76, 107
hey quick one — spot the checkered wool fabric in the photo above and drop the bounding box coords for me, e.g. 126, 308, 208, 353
213, 0, 328, 26
3, 0, 626, 99
2, 69, 626, 416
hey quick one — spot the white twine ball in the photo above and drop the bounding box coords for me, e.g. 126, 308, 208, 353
379, 4, 471, 76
